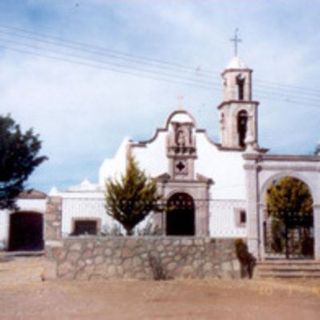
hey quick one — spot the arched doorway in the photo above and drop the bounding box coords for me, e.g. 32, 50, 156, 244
9, 211, 44, 251
166, 193, 195, 236
263, 177, 314, 259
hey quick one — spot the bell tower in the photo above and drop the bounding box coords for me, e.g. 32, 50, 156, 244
218, 31, 259, 150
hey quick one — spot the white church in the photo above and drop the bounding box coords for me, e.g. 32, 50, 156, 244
1, 53, 320, 261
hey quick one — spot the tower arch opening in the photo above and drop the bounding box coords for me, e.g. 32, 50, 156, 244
236, 74, 245, 100
237, 110, 248, 148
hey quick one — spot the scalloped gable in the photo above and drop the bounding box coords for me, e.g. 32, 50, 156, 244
133, 109, 200, 147
99, 137, 131, 187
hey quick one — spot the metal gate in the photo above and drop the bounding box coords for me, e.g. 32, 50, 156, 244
264, 212, 314, 259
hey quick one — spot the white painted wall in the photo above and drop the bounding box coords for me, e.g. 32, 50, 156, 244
61, 192, 108, 236
133, 132, 168, 177
209, 199, 247, 238
195, 132, 247, 200
95, 110, 248, 238
61, 191, 154, 236
99, 137, 130, 188
99, 115, 246, 200
16, 199, 47, 213
0, 210, 9, 249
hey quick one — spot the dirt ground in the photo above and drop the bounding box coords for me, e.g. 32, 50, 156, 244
0, 256, 320, 320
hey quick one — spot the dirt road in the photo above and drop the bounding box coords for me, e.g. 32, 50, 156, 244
0, 256, 319, 319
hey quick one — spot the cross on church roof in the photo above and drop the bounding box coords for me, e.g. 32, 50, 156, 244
230, 28, 242, 57
177, 95, 184, 110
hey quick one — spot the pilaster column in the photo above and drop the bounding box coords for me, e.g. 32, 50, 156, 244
258, 203, 266, 260
43, 196, 62, 280
313, 204, 320, 260
45, 196, 62, 245
244, 155, 260, 259
195, 200, 209, 236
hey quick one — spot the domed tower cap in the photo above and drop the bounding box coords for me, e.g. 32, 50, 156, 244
226, 56, 247, 70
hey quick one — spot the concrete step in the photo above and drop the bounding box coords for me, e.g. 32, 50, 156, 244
257, 270, 320, 276
255, 260, 320, 279
0, 251, 44, 258
257, 265, 320, 271
259, 259, 319, 265
256, 272, 320, 279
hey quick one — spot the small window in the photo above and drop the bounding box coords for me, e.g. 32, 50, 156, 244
234, 208, 247, 227
240, 210, 247, 224
73, 220, 98, 235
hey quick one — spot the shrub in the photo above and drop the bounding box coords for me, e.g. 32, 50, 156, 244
148, 253, 168, 281
234, 239, 256, 279
101, 224, 123, 236
137, 221, 162, 236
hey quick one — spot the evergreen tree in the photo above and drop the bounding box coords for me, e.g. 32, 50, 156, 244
105, 154, 162, 235
0, 114, 47, 209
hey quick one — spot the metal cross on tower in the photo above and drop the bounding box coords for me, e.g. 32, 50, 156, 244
230, 28, 242, 56
177, 95, 184, 110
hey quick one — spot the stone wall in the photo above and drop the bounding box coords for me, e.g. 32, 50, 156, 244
45, 237, 240, 280
45, 196, 62, 242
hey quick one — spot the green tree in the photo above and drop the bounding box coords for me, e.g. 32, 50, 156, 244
267, 177, 313, 218
0, 114, 47, 209
266, 176, 313, 257
105, 154, 162, 235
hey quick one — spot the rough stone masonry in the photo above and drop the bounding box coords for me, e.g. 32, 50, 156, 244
46, 237, 240, 280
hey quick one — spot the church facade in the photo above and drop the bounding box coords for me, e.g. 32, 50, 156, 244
1, 56, 320, 261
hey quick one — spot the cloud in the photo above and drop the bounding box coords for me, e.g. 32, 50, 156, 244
0, 0, 319, 191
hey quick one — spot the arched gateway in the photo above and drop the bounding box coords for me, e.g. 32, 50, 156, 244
263, 176, 314, 259
244, 152, 320, 261
9, 211, 44, 251
166, 193, 195, 236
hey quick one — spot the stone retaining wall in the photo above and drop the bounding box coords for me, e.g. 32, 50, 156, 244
45, 237, 240, 280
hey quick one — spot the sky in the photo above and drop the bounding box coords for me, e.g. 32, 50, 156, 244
1, 0, 320, 193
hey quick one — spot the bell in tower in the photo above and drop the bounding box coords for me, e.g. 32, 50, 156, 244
218, 30, 259, 150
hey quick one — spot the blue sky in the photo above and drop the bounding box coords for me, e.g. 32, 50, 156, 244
1, 0, 320, 192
